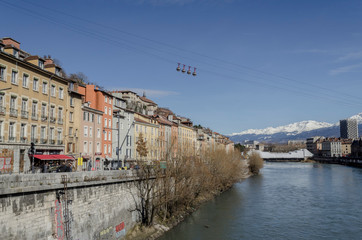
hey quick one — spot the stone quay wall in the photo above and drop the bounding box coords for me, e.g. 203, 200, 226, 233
0, 170, 141, 240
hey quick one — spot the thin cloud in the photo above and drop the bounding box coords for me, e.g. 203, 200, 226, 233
111, 87, 179, 98
291, 49, 332, 54
329, 62, 362, 75
337, 51, 362, 62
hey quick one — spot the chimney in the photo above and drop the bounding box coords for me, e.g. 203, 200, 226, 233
2, 37, 20, 49
44, 55, 54, 65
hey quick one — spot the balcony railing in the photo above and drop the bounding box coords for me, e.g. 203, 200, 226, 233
57, 140, 63, 145
9, 136, 16, 142
50, 139, 56, 145
58, 118, 63, 124
20, 137, 28, 143
50, 117, 56, 123
41, 138, 47, 144
31, 113, 38, 121
21, 110, 29, 119
0, 106, 5, 115
41, 115, 47, 122
10, 108, 18, 117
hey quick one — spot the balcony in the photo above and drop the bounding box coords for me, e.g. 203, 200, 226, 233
57, 140, 63, 145
10, 108, 18, 117
58, 118, 63, 125
20, 137, 28, 143
0, 106, 5, 115
21, 110, 29, 119
40, 138, 47, 144
50, 139, 56, 145
50, 117, 56, 123
31, 113, 38, 121
9, 136, 16, 142
41, 115, 47, 122
31, 138, 38, 143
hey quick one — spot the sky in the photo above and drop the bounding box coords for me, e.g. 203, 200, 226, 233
2, 0, 362, 135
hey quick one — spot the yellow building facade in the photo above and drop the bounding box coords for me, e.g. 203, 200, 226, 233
0, 38, 77, 173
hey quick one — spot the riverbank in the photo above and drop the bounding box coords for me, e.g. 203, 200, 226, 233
124, 164, 251, 240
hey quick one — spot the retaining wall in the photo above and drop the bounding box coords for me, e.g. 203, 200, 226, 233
0, 170, 141, 239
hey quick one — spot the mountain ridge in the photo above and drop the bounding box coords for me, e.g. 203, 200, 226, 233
229, 112, 362, 143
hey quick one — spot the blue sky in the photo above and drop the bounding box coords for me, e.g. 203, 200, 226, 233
2, 0, 362, 134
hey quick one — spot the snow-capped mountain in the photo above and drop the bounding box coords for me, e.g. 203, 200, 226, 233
230, 120, 334, 136
229, 112, 362, 143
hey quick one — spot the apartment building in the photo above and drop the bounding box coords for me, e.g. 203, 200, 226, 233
111, 95, 135, 169
134, 113, 159, 162
0, 38, 72, 173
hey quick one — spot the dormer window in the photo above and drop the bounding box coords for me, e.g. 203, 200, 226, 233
13, 49, 19, 58
69, 82, 74, 91
0, 45, 3, 52
39, 60, 44, 69
55, 67, 61, 76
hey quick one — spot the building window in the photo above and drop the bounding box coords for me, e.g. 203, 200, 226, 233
9, 122, 15, 141
109, 119, 111, 127
89, 141, 92, 153
69, 127, 73, 136
58, 107, 63, 120
84, 126, 88, 137
104, 144, 107, 154
108, 145, 111, 154
98, 115, 101, 124
31, 101, 37, 118
105, 96, 107, 103
51, 85, 56, 97
11, 70, 18, 84
104, 132, 107, 141
108, 132, 111, 141
0, 65, 6, 81
50, 106, 55, 120
42, 81, 48, 94
89, 127, 92, 137
84, 141, 88, 153
91, 113, 94, 122
13, 49, 19, 58
10, 96, 17, 110
39, 60, 44, 69
41, 104, 47, 119
41, 126, 46, 141
33, 78, 39, 91
31, 125, 37, 141
69, 112, 74, 122
59, 87, 64, 99
104, 107, 107, 115
22, 74, 29, 88
50, 128, 54, 140
70, 96, 74, 106
97, 142, 100, 152
97, 128, 100, 138
105, 118, 107, 127
109, 107, 111, 115
20, 123, 26, 139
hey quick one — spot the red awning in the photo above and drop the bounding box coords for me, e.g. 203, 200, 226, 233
33, 155, 55, 160
33, 155, 74, 160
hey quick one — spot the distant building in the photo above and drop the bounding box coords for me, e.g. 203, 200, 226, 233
306, 136, 324, 155
340, 119, 358, 139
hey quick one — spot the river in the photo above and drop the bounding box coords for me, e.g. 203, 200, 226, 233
159, 162, 362, 240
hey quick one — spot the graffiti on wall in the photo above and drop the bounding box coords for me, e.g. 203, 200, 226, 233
55, 200, 65, 240
0, 149, 14, 174
115, 222, 126, 238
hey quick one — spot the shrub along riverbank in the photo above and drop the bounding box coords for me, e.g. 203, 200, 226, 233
123, 148, 250, 240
